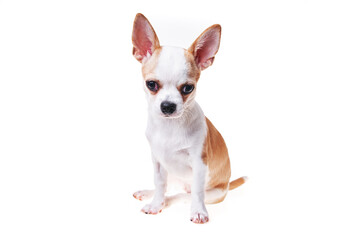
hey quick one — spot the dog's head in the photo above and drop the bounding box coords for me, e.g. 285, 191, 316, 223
132, 13, 221, 118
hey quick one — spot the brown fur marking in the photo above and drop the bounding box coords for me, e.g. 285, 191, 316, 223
142, 47, 162, 79
202, 117, 231, 191
184, 50, 201, 82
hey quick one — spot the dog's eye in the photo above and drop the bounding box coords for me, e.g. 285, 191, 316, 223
146, 81, 159, 92
181, 84, 194, 95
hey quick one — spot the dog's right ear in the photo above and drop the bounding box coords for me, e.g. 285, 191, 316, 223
132, 13, 160, 63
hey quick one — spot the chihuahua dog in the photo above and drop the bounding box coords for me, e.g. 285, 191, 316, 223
131, 13, 246, 224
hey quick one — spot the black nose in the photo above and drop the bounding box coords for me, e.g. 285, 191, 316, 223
160, 101, 177, 115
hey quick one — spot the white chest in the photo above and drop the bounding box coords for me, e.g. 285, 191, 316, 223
146, 123, 193, 180
145, 103, 207, 182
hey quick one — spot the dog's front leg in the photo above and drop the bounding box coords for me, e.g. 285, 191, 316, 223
190, 158, 209, 223
141, 157, 167, 215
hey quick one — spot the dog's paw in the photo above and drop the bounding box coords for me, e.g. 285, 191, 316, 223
133, 190, 154, 201
141, 202, 164, 215
190, 211, 209, 224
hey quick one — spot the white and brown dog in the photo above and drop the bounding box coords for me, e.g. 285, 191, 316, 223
131, 13, 246, 224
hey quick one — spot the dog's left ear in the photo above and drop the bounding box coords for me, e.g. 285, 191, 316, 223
188, 24, 221, 70
132, 13, 160, 63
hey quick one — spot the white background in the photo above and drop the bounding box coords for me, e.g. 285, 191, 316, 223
1, 0, 359, 239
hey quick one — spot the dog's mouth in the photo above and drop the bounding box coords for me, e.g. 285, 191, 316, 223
161, 111, 184, 119
162, 114, 181, 119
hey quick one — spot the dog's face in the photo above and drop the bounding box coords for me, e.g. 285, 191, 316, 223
132, 14, 221, 118
141, 46, 199, 118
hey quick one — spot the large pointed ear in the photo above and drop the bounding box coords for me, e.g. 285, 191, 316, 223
188, 24, 221, 70
132, 13, 160, 63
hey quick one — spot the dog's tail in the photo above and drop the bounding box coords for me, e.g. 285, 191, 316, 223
229, 176, 248, 190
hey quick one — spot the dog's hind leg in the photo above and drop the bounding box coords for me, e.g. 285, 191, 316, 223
204, 187, 228, 204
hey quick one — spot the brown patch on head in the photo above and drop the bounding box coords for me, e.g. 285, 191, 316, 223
173, 50, 200, 104
141, 47, 163, 95
202, 117, 231, 191
184, 50, 201, 82
141, 47, 162, 79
